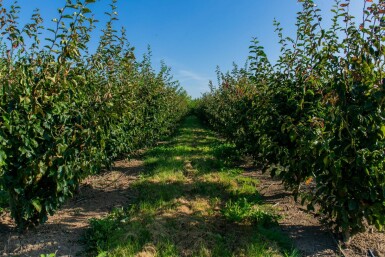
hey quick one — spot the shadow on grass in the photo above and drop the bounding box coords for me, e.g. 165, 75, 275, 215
83, 116, 301, 257
142, 157, 185, 177
131, 179, 262, 206
145, 146, 203, 159
76, 183, 297, 257
85, 208, 295, 257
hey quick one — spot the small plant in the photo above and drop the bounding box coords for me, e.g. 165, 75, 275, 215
222, 198, 279, 226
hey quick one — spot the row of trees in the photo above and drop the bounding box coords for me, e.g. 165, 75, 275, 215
0, 0, 189, 229
197, 0, 385, 239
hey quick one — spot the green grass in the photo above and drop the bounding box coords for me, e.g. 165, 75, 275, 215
83, 116, 299, 257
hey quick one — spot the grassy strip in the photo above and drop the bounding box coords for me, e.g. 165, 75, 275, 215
84, 116, 299, 257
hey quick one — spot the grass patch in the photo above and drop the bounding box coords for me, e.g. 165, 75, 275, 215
84, 116, 298, 257
222, 197, 278, 225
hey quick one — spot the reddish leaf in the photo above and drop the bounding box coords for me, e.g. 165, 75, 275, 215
359, 24, 364, 30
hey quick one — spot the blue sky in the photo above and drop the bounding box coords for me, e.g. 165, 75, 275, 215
3, 0, 365, 98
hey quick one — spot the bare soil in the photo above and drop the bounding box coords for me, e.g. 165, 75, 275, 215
0, 159, 143, 257
344, 224, 385, 257
245, 167, 385, 257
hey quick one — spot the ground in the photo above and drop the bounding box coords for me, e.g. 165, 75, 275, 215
0, 116, 384, 257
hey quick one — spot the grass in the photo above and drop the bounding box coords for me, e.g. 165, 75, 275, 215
83, 116, 299, 257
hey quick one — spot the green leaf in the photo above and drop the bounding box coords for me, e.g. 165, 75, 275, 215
57, 144, 68, 154
96, 252, 108, 257
348, 200, 358, 211
289, 130, 297, 142
82, 8, 92, 14
62, 15, 73, 19
381, 125, 385, 138
31, 199, 42, 213
323, 156, 328, 166
306, 90, 314, 97
0, 150, 6, 166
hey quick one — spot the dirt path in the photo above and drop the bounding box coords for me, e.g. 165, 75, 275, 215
247, 170, 338, 257
247, 169, 385, 257
0, 159, 144, 256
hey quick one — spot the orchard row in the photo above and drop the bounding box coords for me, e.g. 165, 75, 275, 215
196, 0, 385, 239
0, 0, 189, 229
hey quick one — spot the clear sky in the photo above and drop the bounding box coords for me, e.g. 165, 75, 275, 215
3, 0, 365, 98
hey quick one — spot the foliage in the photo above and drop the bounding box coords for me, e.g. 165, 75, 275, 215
197, 0, 385, 238
0, 0, 188, 229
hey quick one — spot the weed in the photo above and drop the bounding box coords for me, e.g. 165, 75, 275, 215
222, 197, 279, 226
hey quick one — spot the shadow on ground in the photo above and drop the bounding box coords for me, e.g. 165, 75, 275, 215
0, 159, 143, 257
